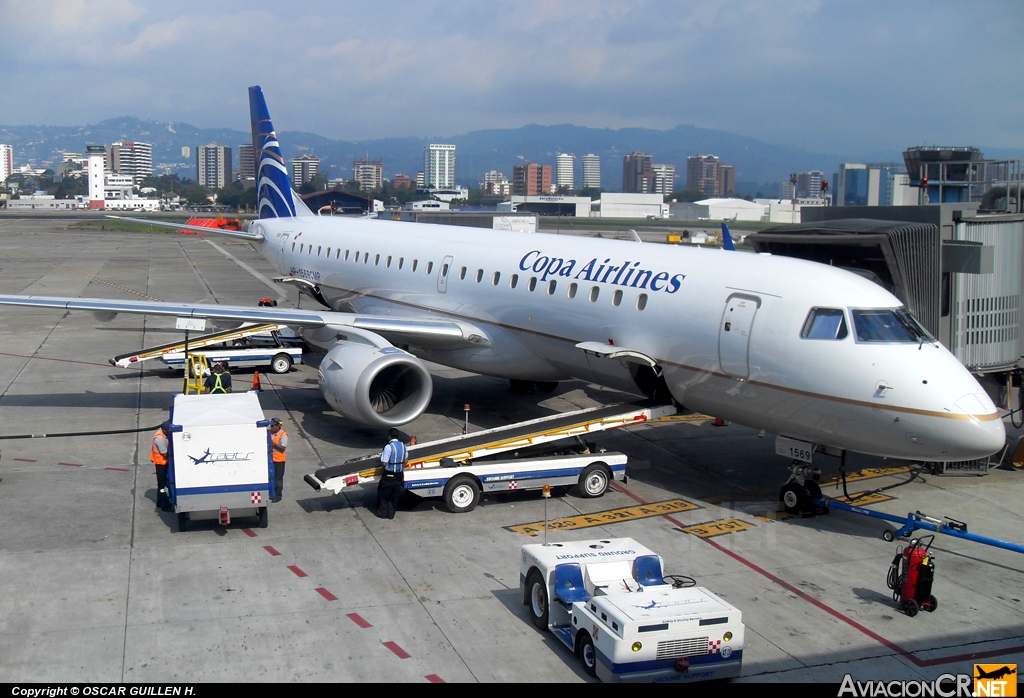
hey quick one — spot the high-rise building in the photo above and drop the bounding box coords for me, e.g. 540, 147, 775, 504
581, 154, 601, 190
238, 145, 255, 182
196, 145, 232, 189
719, 165, 735, 197
651, 163, 676, 196
513, 163, 552, 196
482, 170, 511, 198
556, 153, 575, 191
415, 171, 425, 189
688, 152, 720, 194
352, 155, 383, 191
796, 170, 823, 199
105, 141, 152, 185
834, 162, 905, 206
291, 155, 320, 187
0, 144, 12, 183
623, 152, 653, 193
424, 144, 456, 189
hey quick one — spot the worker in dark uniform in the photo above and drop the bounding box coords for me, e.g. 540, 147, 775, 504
269, 417, 287, 502
204, 362, 232, 394
375, 428, 408, 519
151, 421, 173, 512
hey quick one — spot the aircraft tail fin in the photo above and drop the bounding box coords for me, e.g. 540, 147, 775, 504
721, 222, 736, 251
249, 86, 300, 219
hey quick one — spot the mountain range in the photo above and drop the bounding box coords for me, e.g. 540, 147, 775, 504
3, 117, 1021, 193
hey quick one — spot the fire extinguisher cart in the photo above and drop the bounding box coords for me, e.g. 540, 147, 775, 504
167, 393, 273, 532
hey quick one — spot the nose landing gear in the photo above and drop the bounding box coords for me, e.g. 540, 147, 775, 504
779, 463, 829, 516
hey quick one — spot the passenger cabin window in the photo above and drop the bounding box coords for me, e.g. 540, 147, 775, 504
354, 250, 359, 262
567, 282, 578, 299
528, 277, 537, 292
492, 271, 500, 285
375, 254, 380, 266
636, 293, 648, 311
476, 269, 483, 283
335, 249, 341, 259
363, 252, 369, 263
612, 290, 623, 307
386, 255, 392, 267
441, 262, 449, 277
412, 259, 418, 272
344, 250, 349, 260
589, 286, 600, 302
398, 257, 404, 269
326, 247, 331, 257
851, 308, 931, 343
299, 244, 304, 253
547, 280, 557, 295
291, 242, 296, 251
459, 266, 467, 280
801, 308, 848, 340
510, 274, 519, 289
317, 246, 322, 256
426, 261, 433, 274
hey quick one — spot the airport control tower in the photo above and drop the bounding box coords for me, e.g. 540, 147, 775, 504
86, 145, 105, 209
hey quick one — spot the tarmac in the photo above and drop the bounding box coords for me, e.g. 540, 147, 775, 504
1, 214, 1024, 684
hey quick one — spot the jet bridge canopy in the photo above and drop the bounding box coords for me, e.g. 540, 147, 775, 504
747, 219, 941, 337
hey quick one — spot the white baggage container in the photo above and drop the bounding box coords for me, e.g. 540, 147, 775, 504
168, 393, 273, 531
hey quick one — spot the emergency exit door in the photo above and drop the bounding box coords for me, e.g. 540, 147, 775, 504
718, 294, 760, 379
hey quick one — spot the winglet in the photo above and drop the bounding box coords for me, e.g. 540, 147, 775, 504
721, 222, 736, 251
249, 86, 298, 220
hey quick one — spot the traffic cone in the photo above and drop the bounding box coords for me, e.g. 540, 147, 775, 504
252, 371, 262, 392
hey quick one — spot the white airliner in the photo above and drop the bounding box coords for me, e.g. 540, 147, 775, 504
0, 87, 1005, 464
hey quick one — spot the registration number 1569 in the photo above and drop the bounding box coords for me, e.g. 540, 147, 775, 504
775, 436, 814, 463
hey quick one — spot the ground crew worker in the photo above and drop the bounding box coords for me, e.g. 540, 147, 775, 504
376, 428, 408, 519
204, 362, 232, 394
269, 417, 287, 502
151, 421, 173, 512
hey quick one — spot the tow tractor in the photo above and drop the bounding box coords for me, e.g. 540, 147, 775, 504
303, 402, 677, 513
521, 537, 744, 683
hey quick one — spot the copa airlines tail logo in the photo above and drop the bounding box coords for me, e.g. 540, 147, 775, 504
248, 86, 296, 220
519, 250, 685, 293
188, 448, 255, 465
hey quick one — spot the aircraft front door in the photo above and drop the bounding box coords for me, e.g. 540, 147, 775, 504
718, 293, 760, 379
437, 255, 454, 293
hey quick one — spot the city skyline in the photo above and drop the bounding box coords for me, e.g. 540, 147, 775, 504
1, 1, 1020, 156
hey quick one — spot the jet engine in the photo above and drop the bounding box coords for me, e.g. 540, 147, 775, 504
317, 342, 433, 428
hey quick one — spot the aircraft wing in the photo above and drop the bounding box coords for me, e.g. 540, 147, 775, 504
108, 216, 264, 241
0, 294, 486, 347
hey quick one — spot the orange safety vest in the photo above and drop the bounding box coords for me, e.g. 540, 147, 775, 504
150, 429, 169, 466
271, 429, 287, 463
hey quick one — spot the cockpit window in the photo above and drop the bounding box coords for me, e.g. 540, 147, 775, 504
852, 308, 932, 343
801, 308, 848, 340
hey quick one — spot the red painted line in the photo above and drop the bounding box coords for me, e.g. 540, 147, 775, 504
382, 641, 410, 659
13, 458, 36, 462
59, 462, 82, 467
263, 545, 281, 556
105, 467, 130, 472
0, 352, 111, 368
614, 482, 1010, 668
425, 675, 445, 683
241, 528, 257, 538
315, 587, 337, 601
287, 565, 307, 578
347, 613, 372, 628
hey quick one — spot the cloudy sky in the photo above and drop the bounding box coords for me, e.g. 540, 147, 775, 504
2, 0, 1020, 154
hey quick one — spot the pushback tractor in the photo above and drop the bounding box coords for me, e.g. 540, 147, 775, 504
520, 537, 744, 683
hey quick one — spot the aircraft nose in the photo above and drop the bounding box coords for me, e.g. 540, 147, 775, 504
948, 393, 1006, 460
